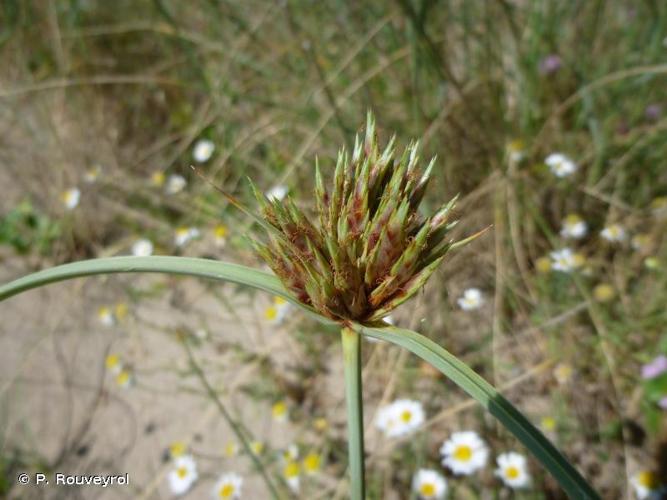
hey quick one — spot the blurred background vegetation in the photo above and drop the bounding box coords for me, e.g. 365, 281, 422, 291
1, 1, 666, 498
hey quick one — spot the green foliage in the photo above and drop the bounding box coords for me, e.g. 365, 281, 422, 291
0, 200, 61, 255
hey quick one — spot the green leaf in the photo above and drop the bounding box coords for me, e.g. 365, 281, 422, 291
354, 323, 600, 500
0, 256, 294, 304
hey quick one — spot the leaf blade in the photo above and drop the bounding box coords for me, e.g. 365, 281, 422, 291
0, 256, 291, 303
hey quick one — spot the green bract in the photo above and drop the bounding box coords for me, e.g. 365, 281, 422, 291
252, 113, 478, 322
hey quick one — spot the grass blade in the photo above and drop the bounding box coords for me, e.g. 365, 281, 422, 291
0, 256, 294, 304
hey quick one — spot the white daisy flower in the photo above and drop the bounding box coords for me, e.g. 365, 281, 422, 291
282, 443, 299, 462
272, 400, 288, 423
224, 442, 238, 458
375, 403, 396, 432
631, 470, 659, 500
174, 227, 200, 247
83, 165, 102, 183
440, 431, 489, 475
560, 214, 588, 239
495, 452, 531, 489
266, 184, 288, 201
264, 296, 291, 325
214, 224, 228, 247
212, 472, 243, 499
631, 233, 651, 252
105, 354, 123, 375
115, 370, 133, 389
375, 399, 425, 438
545, 153, 578, 178
283, 461, 300, 493
540, 416, 557, 433
165, 174, 187, 195
61, 188, 81, 210
131, 238, 154, 257
651, 196, 667, 218
600, 224, 626, 243
193, 139, 215, 163
412, 469, 448, 499
98, 306, 115, 326
553, 363, 574, 385
250, 441, 264, 456
168, 455, 198, 496
549, 248, 584, 273
507, 139, 525, 163
194, 328, 209, 340
457, 288, 483, 311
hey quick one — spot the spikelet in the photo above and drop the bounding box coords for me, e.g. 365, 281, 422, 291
253, 112, 483, 322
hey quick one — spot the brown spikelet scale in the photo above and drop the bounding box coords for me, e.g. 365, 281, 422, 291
253, 112, 484, 323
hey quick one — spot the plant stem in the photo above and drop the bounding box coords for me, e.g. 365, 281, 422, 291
183, 341, 284, 500
341, 326, 365, 500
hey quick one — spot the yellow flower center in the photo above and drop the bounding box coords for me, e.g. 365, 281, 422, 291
176, 466, 188, 479
508, 139, 524, 152
556, 256, 569, 267
555, 364, 573, 382
541, 417, 556, 431
251, 441, 264, 455
116, 371, 130, 386
218, 484, 235, 498
115, 303, 128, 321
265, 306, 278, 321
638, 471, 657, 488
453, 445, 473, 462
274, 296, 287, 305
105, 354, 119, 369
152, 171, 165, 186
401, 410, 412, 423
535, 256, 552, 273
215, 225, 228, 238
652, 196, 667, 209
419, 482, 436, 496
632, 234, 650, 249
303, 453, 321, 473
272, 401, 286, 417
284, 461, 300, 479
505, 466, 520, 479
313, 417, 328, 431
564, 214, 581, 225
593, 284, 614, 302
170, 441, 186, 457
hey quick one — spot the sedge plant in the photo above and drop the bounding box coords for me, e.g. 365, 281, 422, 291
0, 114, 599, 499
